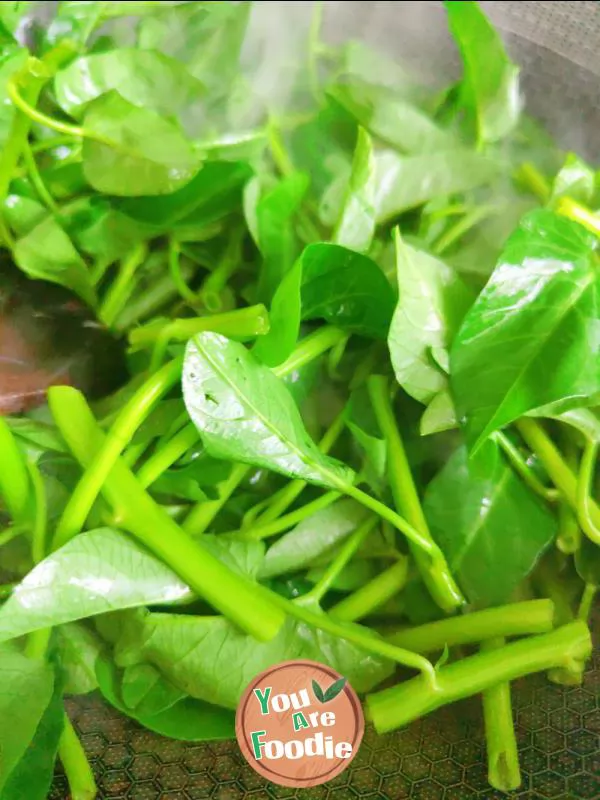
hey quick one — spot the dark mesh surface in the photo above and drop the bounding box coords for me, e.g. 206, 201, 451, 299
50, 631, 598, 799
41, 2, 599, 797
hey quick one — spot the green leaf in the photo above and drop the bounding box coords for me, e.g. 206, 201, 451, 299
323, 676, 347, 702
420, 391, 458, 436
1, 664, 64, 800
311, 679, 325, 703
537, 409, 600, 444
0, 48, 28, 148
252, 260, 302, 368
137, 1, 250, 93
121, 663, 185, 717
551, 153, 596, 205
373, 149, 499, 222
4, 193, 47, 237
110, 609, 393, 709
329, 81, 455, 154
445, 0, 521, 143
255, 242, 395, 366
54, 49, 206, 136
82, 91, 201, 196
0, 648, 55, 793
388, 231, 473, 404
13, 215, 96, 306
116, 160, 252, 228
333, 126, 376, 252
574, 537, 600, 587
0, 2, 33, 35
56, 622, 102, 695
256, 172, 310, 302
260, 499, 369, 579
182, 332, 355, 489
95, 655, 234, 741
450, 209, 600, 451
0, 527, 265, 643
300, 243, 396, 340
346, 386, 387, 491
423, 440, 556, 607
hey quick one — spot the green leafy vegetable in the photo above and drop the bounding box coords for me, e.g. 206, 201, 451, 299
424, 441, 556, 606
451, 210, 600, 451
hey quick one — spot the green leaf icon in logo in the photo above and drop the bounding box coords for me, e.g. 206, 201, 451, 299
312, 677, 347, 703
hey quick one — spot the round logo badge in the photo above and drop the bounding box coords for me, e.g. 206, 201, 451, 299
236, 659, 364, 788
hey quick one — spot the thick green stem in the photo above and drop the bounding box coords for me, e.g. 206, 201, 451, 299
301, 516, 378, 604
99, 243, 148, 327
556, 436, 581, 554
55, 358, 182, 549
330, 557, 409, 622
517, 418, 600, 544
386, 599, 555, 654
182, 464, 250, 536
271, 326, 346, 378
129, 305, 270, 350
367, 375, 463, 611
576, 439, 600, 543
59, 714, 97, 800
114, 261, 195, 330
481, 637, 521, 793
200, 228, 243, 311
0, 418, 30, 522
433, 204, 495, 255
516, 161, 551, 202
22, 138, 59, 213
49, 386, 284, 641
367, 621, 591, 733
238, 491, 339, 540
578, 583, 597, 623
26, 460, 48, 564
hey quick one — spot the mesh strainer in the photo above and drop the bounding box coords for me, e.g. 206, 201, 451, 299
42, 2, 598, 798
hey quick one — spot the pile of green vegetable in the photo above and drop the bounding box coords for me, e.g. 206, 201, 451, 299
0, 1, 598, 796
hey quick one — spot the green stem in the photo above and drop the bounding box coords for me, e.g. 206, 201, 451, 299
238, 491, 339, 540
577, 583, 597, 622
481, 637, 521, 793
495, 431, 558, 503
168, 236, 197, 303
182, 463, 250, 536
272, 326, 346, 377
136, 424, 199, 489
268, 118, 295, 177
54, 358, 183, 549
99, 243, 148, 327
516, 161, 551, 202
31, 134, 77, 153
557, 197, 600, 236
0, 526, 25, 547
7, 77, 85, 139
22, 138, 59, 213
0, 417, 30, 522
26, 460, 48, 564
249, 411, 346, 526
24, 628, 52, 660
114, 261, 194, 331
59, 714, 97, 800
49, 386, 285, 641
130, 305, 270, 349
367, 621, 591, 733
433, 204, 495, 255
301, 516, 378, 604
556, 435, 581, 554
263, 588, 436, 683
517, 418, 600, 544
386, 599, 555, 654
576, 439, 600, 543
330, 557, 409, 622
200, 229, 243, 311
367, 375, 463, 611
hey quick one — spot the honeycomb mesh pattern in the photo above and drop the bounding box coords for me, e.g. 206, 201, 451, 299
43, 2, 599, 797
51, 634, 599, 799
